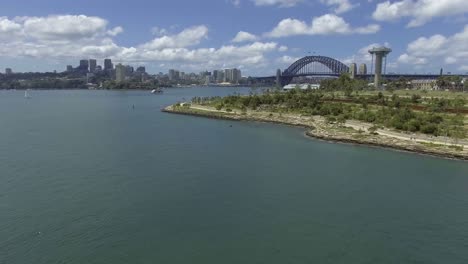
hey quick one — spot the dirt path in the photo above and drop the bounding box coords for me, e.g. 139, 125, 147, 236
344, 120, 467, 147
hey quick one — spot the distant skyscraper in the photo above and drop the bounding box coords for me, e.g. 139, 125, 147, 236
349, 63, 357, 79
224, 68, 241, 83
66, 65, 73, 72
5, 68, 12, 75
168, 69, 180, 81
104, 59, 113, 71
125, 65, 134, 75
136, 66, 146, 73
115, 64, 126, 83
216, 70, 224, 83
89, 59, 97, 72
359, 63, 367, 75
168, 69, 175, 81
79, 59, 89, 72
236, 69, 241, 82
213, 70, 220, 81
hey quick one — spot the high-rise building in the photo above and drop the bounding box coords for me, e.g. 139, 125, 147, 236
236, 69, 242, 83
5, 68, 13, 75
125, 65, 134, 75
216, 70, 224, 83
66, 65, 73, 72
225, 68, 241, 83
349, 63, 357, 79
168, 69, 180, 81
115, 64, 126, 83
89, 59, 97, 72
359, 63, 367, 75
104, 59, 113, 71
168, 69, 175, 81
213, 70, 220, 82
136, 66, 146, 73
79, 60, 89, 71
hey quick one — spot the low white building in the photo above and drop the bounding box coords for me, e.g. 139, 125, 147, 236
283, 84, 320, 90
411, 79, 438, 90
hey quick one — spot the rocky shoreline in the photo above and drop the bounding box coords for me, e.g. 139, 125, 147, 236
162, 105, 468, 161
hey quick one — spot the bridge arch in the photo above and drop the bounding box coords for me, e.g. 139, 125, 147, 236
280, 56, 350, 86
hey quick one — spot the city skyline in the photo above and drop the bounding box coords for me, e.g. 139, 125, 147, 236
1, 0, 468, 75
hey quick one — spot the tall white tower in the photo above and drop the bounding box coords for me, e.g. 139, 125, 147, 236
369, 47, 392, 89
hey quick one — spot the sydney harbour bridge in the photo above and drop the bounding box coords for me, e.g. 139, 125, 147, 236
254, 55, 464, 87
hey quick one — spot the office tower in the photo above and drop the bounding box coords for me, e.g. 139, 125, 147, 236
104, 59, 113, 71
5, 68, 12, 75
115, 64, 126, 83
89, 59, 97, 72
66, 65, 73, 72
79, 59, 89, 71
359, 63, 367, 75
136, 66, 146, 73
349, 63, 357, 79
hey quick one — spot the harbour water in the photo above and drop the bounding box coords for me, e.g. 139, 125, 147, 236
1, 87, 468, 263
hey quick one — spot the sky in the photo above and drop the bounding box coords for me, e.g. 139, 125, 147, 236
1, 0, 468, 76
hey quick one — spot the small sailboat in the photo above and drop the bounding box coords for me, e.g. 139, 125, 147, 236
151, 88, 163, 94
24, 89, 31, 99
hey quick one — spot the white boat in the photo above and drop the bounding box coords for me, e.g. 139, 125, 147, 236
151, 88, 163, 94
24, 90, 31, 99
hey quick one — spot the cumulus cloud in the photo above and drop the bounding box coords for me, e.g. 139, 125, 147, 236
232, 31, 258, 43
251, 0, 303, 7
341, 42, 391, 65
0, 17, 22, 34
0, 15, 124, 58
107, 26, 124, 36
0, 15, 287, 74
397, 25, 468, 70
372, 0, 468, 27
276, 55, 300, 64
140, 26, 208, 50
266, 14, 380, 37
22, 15, 109, 41
320, 0, 357, 14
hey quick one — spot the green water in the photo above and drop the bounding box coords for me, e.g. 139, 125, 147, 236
1, 88, 467, 264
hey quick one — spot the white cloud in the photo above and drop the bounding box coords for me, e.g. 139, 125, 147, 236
372, 0, 468, 27
0, 15, 124, 59
0, 15, 287, 75
118, 41, 280, 68
140, 25, 208, 50
232, 0, 241, 7
151, 26, 167, 36
397, 25, 468, 68
397, 53, 428, 65
232, 31, 258, 43
276, 55, 300, 64
107, 26, 124, 36
341, 42, 391, 65
22, 15, 108, 41
266, 14, 380, 37
251, 0, 303, 7
0, 17, 22, 34
320, 0, 357, 14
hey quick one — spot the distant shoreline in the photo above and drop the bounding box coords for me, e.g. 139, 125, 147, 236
162, 104, 468, 161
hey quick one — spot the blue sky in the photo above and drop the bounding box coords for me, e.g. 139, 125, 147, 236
1, 0, 468, 75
